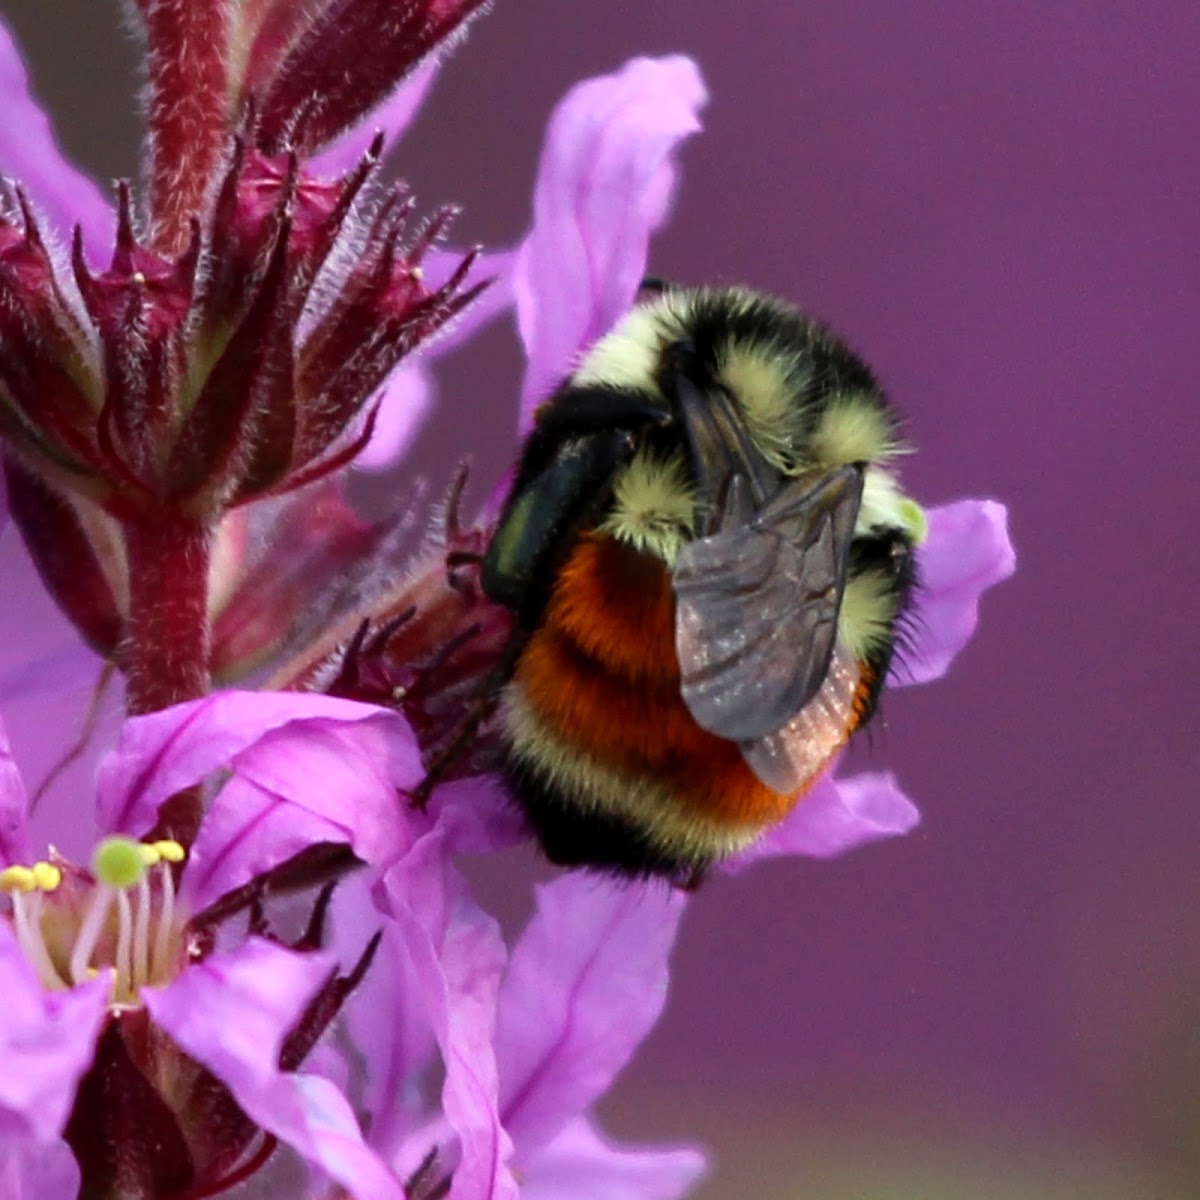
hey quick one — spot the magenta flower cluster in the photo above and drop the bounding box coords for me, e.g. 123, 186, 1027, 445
0, 4, 1014, 1198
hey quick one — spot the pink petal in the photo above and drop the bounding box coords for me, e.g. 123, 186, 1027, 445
0, 18, 112, 255
339, 913, 436, 1161
0, 926, 109, 1143
433, 776, 527, 857
143, 937, 405, 1200
515, 56, 707, 426
379, 828, 517, 1200
896, 500, 1016, 686
734, 771, 920, 868
337, 782, 524, 1170
185, 782, 364, 916
496, 875, 685, 1153
521, 1117, 706, 1200
183, 708, 426, 911
0, 1139, 80, 1200
95, 690, 418, 839
0, 717, 30, 867
0, 643, 101, 705
310, 59, 442, 179
355, 361, 436, 472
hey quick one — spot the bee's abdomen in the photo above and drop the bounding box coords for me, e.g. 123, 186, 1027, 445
500, 533, 805, 875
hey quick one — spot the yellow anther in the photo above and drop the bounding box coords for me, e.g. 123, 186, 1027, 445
30, 861, 62, 891
138, 843, 160, 867
150, 840, 186, 864
0, 865, 36, 893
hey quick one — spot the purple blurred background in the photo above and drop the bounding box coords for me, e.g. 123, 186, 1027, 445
3, 2, 1199, 1195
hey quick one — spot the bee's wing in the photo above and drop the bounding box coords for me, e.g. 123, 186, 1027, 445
672, 463, 863, 744
738, 647, 862, 795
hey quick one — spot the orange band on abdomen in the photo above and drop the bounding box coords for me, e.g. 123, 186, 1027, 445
512, 533, 806, 828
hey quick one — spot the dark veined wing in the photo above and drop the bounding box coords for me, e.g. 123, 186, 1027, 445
672, 463, 863, 743
739, 646, 862, 795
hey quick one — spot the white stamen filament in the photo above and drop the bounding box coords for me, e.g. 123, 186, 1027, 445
11, 892, 66, 988
70, 883, 115, 986
133, 870, 151, 990
113, 888, 133, 1000
152, 860, 176, 981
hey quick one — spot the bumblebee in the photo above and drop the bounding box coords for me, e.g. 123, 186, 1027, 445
482, 286, 926, 881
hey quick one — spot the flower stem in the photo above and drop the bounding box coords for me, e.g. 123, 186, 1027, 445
124, 510, 212, 849
124, 511, 213, 715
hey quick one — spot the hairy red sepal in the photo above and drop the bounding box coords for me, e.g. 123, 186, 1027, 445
71, 185, 200, 493
255, 0, 490, 154
4, 454, 123, 656
0, 196, 106, 480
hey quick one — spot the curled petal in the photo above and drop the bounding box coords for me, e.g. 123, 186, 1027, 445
732, 771, 920, 868
379, 827, 517, 1200
0, 925, 109, 1144
520, 1117, 706, 1200
516, 56, 707, 425
497, 875, 684, 1154
0, 19, 111, 254
897, 500, 1016, 686
143, 937, 404, 1200
185, 708, 424, 911
94, 690, 419, 839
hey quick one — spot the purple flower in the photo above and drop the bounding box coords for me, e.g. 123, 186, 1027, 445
2, 680, 701, 1200
341, 816, 704, 1200
494, 875, 703, 1195
207, 44, 1011, 873
0, 689, 427, 1198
